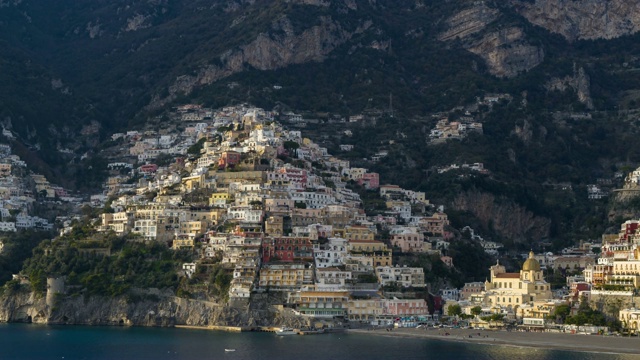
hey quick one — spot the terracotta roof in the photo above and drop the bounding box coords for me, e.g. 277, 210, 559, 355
495, 273, 520, 279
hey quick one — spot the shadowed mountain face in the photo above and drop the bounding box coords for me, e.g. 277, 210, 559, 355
3, 0, 640, 244
0, 0, 638, 134
3, 0, 639, 141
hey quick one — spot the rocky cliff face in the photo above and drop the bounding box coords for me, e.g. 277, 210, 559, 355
0, 289, 307, 328
546, 64, 594, 109
452, 191, 551, 243
468, 27, 544, 78
439, 3, 544, 78
151, 15, 366, 109
512, 0, 640, 41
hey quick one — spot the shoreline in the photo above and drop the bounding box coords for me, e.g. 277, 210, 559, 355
5, 320, 640, 355
347, 328, 640, 356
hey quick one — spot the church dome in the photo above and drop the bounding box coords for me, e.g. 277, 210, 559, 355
522, 251, 541, 271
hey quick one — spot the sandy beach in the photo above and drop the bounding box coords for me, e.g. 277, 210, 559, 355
348, 327, 640, 355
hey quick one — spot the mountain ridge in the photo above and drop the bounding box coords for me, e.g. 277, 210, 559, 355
3, 0, 640, 243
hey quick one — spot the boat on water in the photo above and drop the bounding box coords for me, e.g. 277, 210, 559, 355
225, 349, 236, 352
275, 327, 297, 336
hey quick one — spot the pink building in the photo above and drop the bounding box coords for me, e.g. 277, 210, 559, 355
460, 282, 484, 301
441, 256, 454, 267
52, 187, 69, 198
570, 282, 591, 301
261, 236, 314, 263
218, 151, 241, 169
358, 172, 380, 189
382, 298, 428, 316
268, 166, 308, 189
139, 164, 158, 174
391, 231, 425, 253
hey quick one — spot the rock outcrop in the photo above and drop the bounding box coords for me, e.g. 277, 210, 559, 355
512, 0, 640, 41
452, 191, 551, 243
150, 16, 366, 109
546, 64, 594, 109
438, 4, 500, 42
439, 3, 544, 78
467, 27, 544, 78
0, 289, 306, 328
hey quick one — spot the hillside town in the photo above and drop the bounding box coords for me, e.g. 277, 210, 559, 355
0, 143, 55, 234
4, 104, 640, 335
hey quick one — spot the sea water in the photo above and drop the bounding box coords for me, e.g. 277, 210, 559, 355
1, 323, 637, 360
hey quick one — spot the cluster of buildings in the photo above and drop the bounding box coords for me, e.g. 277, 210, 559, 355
440, 252, 590, 331
85, 105, 458, 325
14, 100, 640, 332
581, 220, 640, 333
0, 143, 54, 232
428, 116, 483, 143
436, 163, 489, 175
440, 218, 640, 333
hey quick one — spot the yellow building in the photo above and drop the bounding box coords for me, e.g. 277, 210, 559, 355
209, 192, 230, 207
344, 225, 375, 241
182, 174, 207, 192
258, 263, 313, 290
172, 236, 194, 250
483, 251, 552, 309
348, 239, 392, 267
179, 221, 207, 236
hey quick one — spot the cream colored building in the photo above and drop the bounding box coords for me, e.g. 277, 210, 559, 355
347, 299, 383, 322
375, 266, 425, 288
293, 290, 349, 318
179, 220, 207, 236
483, 252, 552, 310
620, 308, 640, 333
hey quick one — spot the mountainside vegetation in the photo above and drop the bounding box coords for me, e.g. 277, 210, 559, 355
3, 0, 640, 248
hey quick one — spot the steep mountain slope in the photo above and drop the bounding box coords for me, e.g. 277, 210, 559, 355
512, 0, 640, 41
3, 0, 640, 245
2, 0, 637, 134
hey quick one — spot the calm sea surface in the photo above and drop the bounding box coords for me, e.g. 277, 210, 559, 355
1, 323, 638, 360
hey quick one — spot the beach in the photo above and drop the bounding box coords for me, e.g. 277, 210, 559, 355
349, 327, 640, 355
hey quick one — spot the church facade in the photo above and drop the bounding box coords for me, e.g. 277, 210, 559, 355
482, 251, 552, 310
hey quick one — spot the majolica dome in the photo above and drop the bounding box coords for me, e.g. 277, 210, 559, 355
522, 251, 541, 271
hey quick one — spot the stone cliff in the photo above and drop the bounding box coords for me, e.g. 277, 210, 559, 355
150, 15, 367, 109
452, 191, 551, 243
512, 0, 640, 41
0, 288, 308, 328
546, 64, 594, 109
439, 3, 544, 78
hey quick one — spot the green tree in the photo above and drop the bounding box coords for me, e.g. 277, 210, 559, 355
551, 304, 571, 323
447, 304, 462, 317
187, 138, 206, 156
